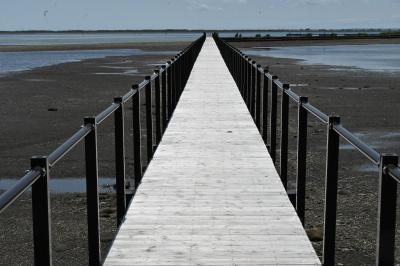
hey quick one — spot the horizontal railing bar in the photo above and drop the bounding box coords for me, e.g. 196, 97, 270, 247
265, 72, 274, 80
273, 79, 284, 89
150, 73, 158, 82
0, 169, 42, 213
158, 63, 168, 74
273, 80, 300, 101
138, 80, 148, 90
285, 89, 300, 103
122, 89, 136, 103
303, 102, 329, 123
387, 165, 400, 183
48, 125, 92, 167
333, 124, 381, 165
95, 103, 119, 125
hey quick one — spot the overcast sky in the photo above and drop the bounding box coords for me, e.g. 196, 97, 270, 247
1, 0, 399, 31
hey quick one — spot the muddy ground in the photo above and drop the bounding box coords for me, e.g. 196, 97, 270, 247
0, 41, 188, 265
1, 38, 400, 265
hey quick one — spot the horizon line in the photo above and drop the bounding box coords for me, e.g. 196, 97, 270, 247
0, 28, 399, 33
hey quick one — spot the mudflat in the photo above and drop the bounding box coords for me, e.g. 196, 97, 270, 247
0, 42, 189, 178
0, 41, 188, 265
1, 39, 400, 265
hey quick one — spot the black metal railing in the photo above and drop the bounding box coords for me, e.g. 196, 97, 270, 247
213, 33, 400, 266
0, 33, 205, 266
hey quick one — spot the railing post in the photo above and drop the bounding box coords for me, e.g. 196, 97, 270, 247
185, 50, 191, 85
176, 55, 181, 104
181, 53, 185, 95
280, 83, 289, 190
154, 69, 162, 145
243, 56, 248, 103
270, 76, 278, 163
234, 51, 239, 84
168, 59, 174, 117
84, 116, 101, 266
247, 58, 252, 109
176, 55, 181, 100
161, 65, 168, 132
172, 56, 178, 109
179, 53, 184, 97
239, 52, 243, 94
262, 67, 269, 145
255, 64, 262, 129
296, 96, 308, 225
322, 115, 340, 266
179, 52, 185, 97
113, 97, 126, 226
145, 76, 153, 162
175, 55, 180, 101
31, 156, 52, 266
132, 85, 142, 188
250, 60, 256, 118
376, 154, 399, 265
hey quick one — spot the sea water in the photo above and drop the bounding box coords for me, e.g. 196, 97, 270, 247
245, 44, 400, 72
0, 49, 176, 74
0, 177, 116, 193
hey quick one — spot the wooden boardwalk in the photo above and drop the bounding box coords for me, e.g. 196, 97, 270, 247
104, 38, 320, 265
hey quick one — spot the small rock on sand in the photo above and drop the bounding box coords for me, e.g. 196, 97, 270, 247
306, 226, 323, 242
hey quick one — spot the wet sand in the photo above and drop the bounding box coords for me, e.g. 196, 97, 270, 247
0, 192, 116, 266
233, 40, 400, 265
0, 42, 189, 179
1, 39, 400, 265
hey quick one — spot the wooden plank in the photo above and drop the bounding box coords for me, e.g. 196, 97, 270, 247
104, 38, 320, 266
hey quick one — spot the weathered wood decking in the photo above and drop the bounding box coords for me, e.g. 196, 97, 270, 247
104, 38, 320, 265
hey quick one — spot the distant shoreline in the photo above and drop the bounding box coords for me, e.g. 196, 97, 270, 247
2, 38, 400, 53
223, 34, 400, 43
228, 37, 400, 48
0, 28, 399, 34
0, 41, 189, 52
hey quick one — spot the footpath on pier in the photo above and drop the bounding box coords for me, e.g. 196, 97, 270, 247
104, 37, 320, 265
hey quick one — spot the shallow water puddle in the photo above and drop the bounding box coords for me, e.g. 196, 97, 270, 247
23, 78, 53, 82
99, 65, 137, 69
0, 177, 116, 193
356, 163, 379, 173
339, 131, 400, 173
93, 69, 139, 76
290, 83, 309, 87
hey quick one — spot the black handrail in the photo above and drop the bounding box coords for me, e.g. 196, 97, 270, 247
0, 169, 42, 211
333, 123, 381, 165
0, 33, 206, 266
48, 125, 92, 166
213, 32, 400, 266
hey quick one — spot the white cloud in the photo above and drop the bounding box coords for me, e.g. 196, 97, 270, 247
185, 0, 232, 11
222, 0, 248, 4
